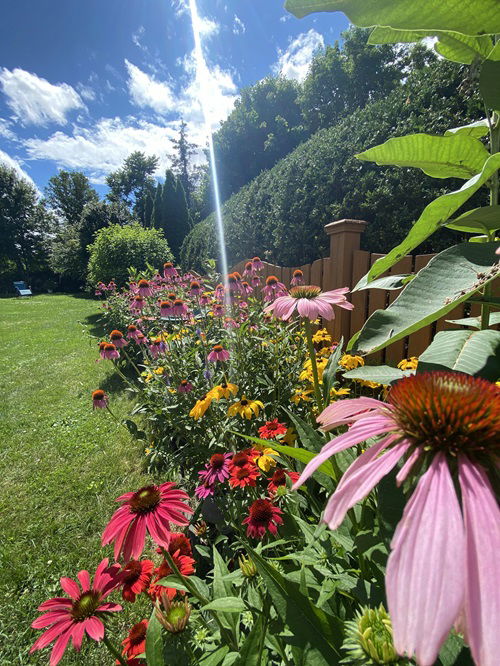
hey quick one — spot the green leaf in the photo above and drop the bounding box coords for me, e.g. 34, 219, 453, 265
343, 365, 413, 385
356, 134, 489, 180
356, 274, 413, 291
322, 336, 344, 396
234, 614, 265, 666
145, 607, 164, 666
418, 329, 500, 380
446, 312, 500, 328
349, 242, 500, 355
155, 575, 189, 592
285, 409, 325, 453
486, 42, 500, 61
199, 647, 230, 666
363, 152, 500, 283
201, 597, 246, 613
246, 547, 343, 665
284, 0, 500, 35
212, 546, 240, 635
445, 205, 500, 233
445, 119, 490, 139
480, 60, 500, 111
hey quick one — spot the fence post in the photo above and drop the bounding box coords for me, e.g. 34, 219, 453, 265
324, 219, 368, 341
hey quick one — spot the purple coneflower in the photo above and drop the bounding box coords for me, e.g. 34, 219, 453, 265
189, 280, 203, 297
177, 380, 193, 394
252, 256, 264, 271
195, 481, 216, 499
163, 262, 178, 279
130, 295, 145, 313
293, 372, 500, 666
159, 300, 173, 317
137, 279, 153, 298
215, 283, 225, 301
265, 285, 353, 321
290, 269, 304, 286
110, 330, 128, 348
198, 452, 232, 485
207, 344, 230, 362
240, 281, 253, 296
243, 260, 256, 278
149, 338, 167, 358
172, 299, 188, 316
126, 324, 143, 341
92, 389, 108, 409
228, 273, 242, 294
102, 343, 120, 360
251, 275, 261, 287
261, 275, 287, 302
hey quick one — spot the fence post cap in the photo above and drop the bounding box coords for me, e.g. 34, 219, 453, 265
324, 219, 368, 236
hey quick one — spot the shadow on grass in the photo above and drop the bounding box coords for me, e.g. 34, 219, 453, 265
83, 312, 107, 338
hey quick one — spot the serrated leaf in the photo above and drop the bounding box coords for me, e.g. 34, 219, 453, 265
418, 329, 500, 380
356, 134, 489, 180
145, 607, 164, 666
343, 365, 413, 385
445, 205, 500, 233
445, 119, 490, 138
284, 0, 500, 35
201, 597, 246, 613
446, 312, 500, 328
350, 242, 500, 355
480, 60, 500, 111
363, 152, 500, 283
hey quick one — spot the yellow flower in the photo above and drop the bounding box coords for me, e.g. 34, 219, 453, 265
189, 394, 213, 420
397, 357, 419, 370
339, 354, 365, 370
318, 346, 333, 357
355, 379, 381, 389
227, 396, 264, 419
251, 446, 278, 472
209, 382, 239, 400
282, 426, 297, 445
291, 388, 313, 404
299, 357, 328, 383
153, 366, 165, 375
330, 387, 351, 400
312, 328, 332, 345
141, 371, 153, 383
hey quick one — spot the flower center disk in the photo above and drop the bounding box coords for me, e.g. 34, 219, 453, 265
129, 485, 161, 514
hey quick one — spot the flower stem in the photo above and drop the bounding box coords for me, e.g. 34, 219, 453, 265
123, 348, 141, 377
303, 318, 324, 413
102, 635, 127, 666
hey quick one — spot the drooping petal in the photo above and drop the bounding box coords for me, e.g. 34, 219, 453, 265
30, 620, 72, 652
122, 514, 147, 561
318, 397, 389, 430
70, 621, 86, 652
395, 448, 421, 486
458, 457, 500, 666
49, 627, 73, 666
387, 454, 465, 666
323, 437, 407, 529
83, 616, 105, 641
59, 577, 80, 600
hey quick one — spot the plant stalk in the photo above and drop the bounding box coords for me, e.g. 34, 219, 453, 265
482, 111, 500, 329
303, 318, 324, 413
102, 635, 127, 666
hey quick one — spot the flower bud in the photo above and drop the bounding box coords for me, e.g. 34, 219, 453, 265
155, 593, 191, 633
342, 605, 401, 665
238, 555, 257, 578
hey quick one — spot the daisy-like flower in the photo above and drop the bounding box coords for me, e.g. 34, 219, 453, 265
397, 357, 419, 371
195, 480, 216, 498
121, 560, 154, 603
102, 343, 120, 360
243, 261, 256, 277
102, 482, 192, 562
243, 499, 283, 539
172, 299, 188, 316
207, 344, 230, 362
267, 468, 300, 494
126, 324, 143, 341
137, 279, 153, 298
291, 388, 313, 404
136, 333, 147, 345
149, 338, 167, 359
159, 300, 173, 317
265, 285, 353, 321
212, 303, 224, 317
251, 275, 261, 287
92, 389, 108, 410
189, 394, 212, 420
229, 464, 260, 488
228, 450, 257, 473
339, 354, 364, 370
30, 559, 122, 666
330, 387, 351, 400
290, 269, 304, 286
148, 549, 196, 602
130, 295, 145, 313
240, 281, 253, 296
252, 256, 264, 271
198, 453, 232, 485
228, 272, 242, 294
312, 328, 332, 345
215, 283, 225, 301
121, 620, 148, 660
166, 533, 192, 556
227, 395, 264, 419
292, 372, 500, 666
109, 330, 127, 348
262, 275, 287, 302
163, 262, 178, 279
189, 280, 203, 297
177, 379, 193, 393
251, 446, 278, 472
209, 381, 238, 400
258, 419, 288, 439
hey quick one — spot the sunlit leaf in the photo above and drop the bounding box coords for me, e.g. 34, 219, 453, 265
480, 60, 500, 111
446, 312, 500, 328
445, 205, 500, 233
444, 119, 489, 139
343, 365, 413, 385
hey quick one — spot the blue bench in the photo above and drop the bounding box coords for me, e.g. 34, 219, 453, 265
13, 281, 32, 297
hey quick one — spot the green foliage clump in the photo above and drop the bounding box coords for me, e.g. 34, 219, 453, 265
87, 222, 172, 287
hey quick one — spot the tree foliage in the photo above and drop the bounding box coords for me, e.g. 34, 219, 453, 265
106, 151, 159, 224
45, 170, 98, 226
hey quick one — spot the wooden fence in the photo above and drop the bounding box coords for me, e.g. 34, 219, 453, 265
231, 219, 497, 364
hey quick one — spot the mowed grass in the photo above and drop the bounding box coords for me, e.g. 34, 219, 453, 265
0, 295, 149, 665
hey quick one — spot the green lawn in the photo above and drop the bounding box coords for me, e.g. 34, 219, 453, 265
0, 295, 148, 665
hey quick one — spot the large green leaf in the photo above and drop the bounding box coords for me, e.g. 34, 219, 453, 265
363, 153, 500, 283
356, 134, 489, 180
284, 0, 500, 35
349, 242, 500, 355
480, 60, 500, 111
213, 546, 240, 636
445, 205, 500, 233
369, 28, 493, 64
487, 42, 500, 61
246, 548, 342, 665
356, 274, 413, 291
201, 597, 246, 613
343, 365, 413, 385
418, 329, 500, 380
444, 119, 490, 139
446, 312, 500, 328
145, 607, 164, 666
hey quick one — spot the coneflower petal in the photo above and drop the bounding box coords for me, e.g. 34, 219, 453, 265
49, 626, 73, 666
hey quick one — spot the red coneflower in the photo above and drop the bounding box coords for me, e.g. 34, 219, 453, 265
262, 275, 287, 302
148, 550, 195, 602
102, 343, 120, 360
165, 533, 192, 557
267, 468, 300, 494
30, 559, 122, 666
110, 330, 128, 348
177, 379, 193, 394
229, 450, 254, 472
102, 482, 192, 561
258, 419, 288, 440
92, 389, 108, 410
243, 499, 283, 539
137, 279, 153, 297
198, 452, 232, 485
122, 620, 148, 659
121, 560, 154, 603
207, 344, 230, 362
290, 269, 304, 286
229, 465, 260, 489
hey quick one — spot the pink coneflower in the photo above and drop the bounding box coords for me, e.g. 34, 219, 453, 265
293, 372, 500, 666
243, 261, 256, 278
137, 279, 153, 298
102, 482, 192, 561
130, 295, 145, 313
215, 283, 225, 301
290, 269, 304, 286
212, 304, 224, 317
149, 338, 167, 358
252, 256, 264, 271
98, 341, 107, 359
121, 560, 154, 603
258, 419, 287, 439
251, 275, 261, 287
30, 559, 122, 666
126, 324, 143, 341
159, 300, 173, 317
198, 453, 232, 485
195, 481, 216, 499
172, 299, 188, 316
268, 468, 300, 494
92, 389, 108, 409
163, 262, 178, 279
243, 499, 283, 539
102, 343, 120, 360
240, 281, 253, 295
177, 379, 193, 393
207, 344, 230, 362
189, 280, 203, 297
122, 620, 148, 659
136, 333, 147, 345
199, 292, 211, 306
262, 275, 287, 302
227, 273, 242, 294
110, 330, 128, 348
265, 285, 353, 321
129, 281, 138, 293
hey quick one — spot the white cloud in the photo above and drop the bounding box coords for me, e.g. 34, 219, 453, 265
132, 25, 146, 50
0, 117, 17, 141
0, 67, 84, 126
125, 59, 177, 114
279, 14, 291, 23
198, 15, 219, 38
0, 149, 40, 192
24, 117, 179, 183
77, 84, 96, 102
233, 15, 246, 35
275, 29, 324, 81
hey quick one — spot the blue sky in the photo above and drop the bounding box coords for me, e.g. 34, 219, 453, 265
0, 0, 348, 195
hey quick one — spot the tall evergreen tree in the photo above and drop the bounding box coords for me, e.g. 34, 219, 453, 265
170, 120, 197, 206
151, 183, 163, 229
158, 170, 191, 259
144, 191, 154, 228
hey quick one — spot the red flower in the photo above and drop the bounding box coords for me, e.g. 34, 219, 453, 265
122, 620, 148, 658
148, 550, 196, 602
166, 533, 192, 557
228, 449, 260, 473
243, 499, 283, 539
229, 464, 260, 488
121, 560, 154, 603
267, 468, 300, 495
258, 419, 287, 439
101, 482, 193, 562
